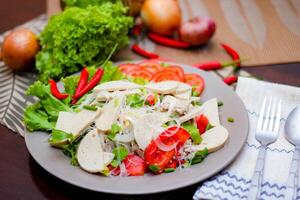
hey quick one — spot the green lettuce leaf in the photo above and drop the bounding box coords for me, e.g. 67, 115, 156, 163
23, 102, 55, 132
36, 3, 133, 82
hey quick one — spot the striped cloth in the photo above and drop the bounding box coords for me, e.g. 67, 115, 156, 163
194, 77, 300, 200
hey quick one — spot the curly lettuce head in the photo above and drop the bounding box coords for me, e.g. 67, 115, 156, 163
36, 3, 133, 82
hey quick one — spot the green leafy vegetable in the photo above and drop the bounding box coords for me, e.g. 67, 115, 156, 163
24, 81, 71, 132
182, 122, 202, 144
205, 123, 215, 131
227, 117, 234, 123
126, 93, 144, 108
63, 0, 120, 8
36, 3, 133, 82
149, 165, 160, 173
23, 103, 56, 132
62, 131, 88, 166
191, 148, 209, 165
110, 146, 128, 167
218, 101, 224, 107
48, 129, 73, 145
164, 168, 175, 173
107, 123, 122, 141
83, 105, 97, 111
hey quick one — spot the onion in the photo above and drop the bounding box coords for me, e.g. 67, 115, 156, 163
163, 121, 180, 137
122, 0, 145, 16
1, 28, 40, 70
119, 162, 128, 177
154, 136, 178, 152
179, 16, 216, 46
141, 0, 181, 36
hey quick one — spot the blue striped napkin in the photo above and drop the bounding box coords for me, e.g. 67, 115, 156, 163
194, 77, 300, 200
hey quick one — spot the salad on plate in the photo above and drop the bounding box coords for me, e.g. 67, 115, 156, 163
24, 60, 229, 176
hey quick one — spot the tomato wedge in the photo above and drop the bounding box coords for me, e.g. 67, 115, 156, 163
145, 126, 190, 174
118, 63, 139, 74
126, 69, 153, 80
144, 139, 175, 174
184, 74, 205, 96
160, 126, 190, 149
164, 66, 185, 82
196, 114, 209, 134
124, 154, 147, 176
138, 61, 164, 74
151, 70, 183, 82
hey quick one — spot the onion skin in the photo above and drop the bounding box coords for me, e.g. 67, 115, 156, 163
2, 29, 40, 70
179, 16, 216, 46
141, 0, 181, 36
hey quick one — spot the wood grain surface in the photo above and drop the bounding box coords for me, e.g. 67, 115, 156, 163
0, 1, 299, 199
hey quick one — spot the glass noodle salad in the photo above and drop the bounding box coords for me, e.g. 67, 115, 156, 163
24, 60, 229, 176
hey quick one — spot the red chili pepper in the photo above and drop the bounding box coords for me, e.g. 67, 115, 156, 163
49, 79, 69, 100
71, 68, 89, 104
73, 68, 104, 100
131, 24, 143, 37
148, 32, 191, 49
194, 59, 242, 71
132, 44, 159, 59
220, 43, 241, 67
223, 75, 238, 85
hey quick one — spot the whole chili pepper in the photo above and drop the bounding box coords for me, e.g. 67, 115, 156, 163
194, 59, 242, 71
223, 75, 238, 85
132, 44, 159, 59
71, 67, 89, 104
220, 43, 241, 67
148, 32, 191, 49
49, 79, 69, 100
73, 68, 104, 100
74, 67, 88, 96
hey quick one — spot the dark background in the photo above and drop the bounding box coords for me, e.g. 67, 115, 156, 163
0, 1, 299, 199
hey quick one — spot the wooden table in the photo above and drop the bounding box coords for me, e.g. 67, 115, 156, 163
1, 1, 300, 199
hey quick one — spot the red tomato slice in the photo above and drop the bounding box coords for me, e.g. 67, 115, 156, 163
151, 70, 182, 82
160, 126, 190, 149
144, 140, 175, 174
123, 154, 147, 176
164, 66, 185, 82
118, 63, 140, 74
138, 61, 164, 74
184, 74, 205, 96
165, 159, 177, 169
146, 94, 155, 106
196, 114, 209, 134
126, 69, 153, 80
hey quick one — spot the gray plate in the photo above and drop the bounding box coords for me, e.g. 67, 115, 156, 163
25, 62, 249, 195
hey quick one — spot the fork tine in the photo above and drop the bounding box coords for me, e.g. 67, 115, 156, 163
268, 98, 277, 131
257, 96, 267, 130
273, 99, 282, 132
263, 97, 273, 130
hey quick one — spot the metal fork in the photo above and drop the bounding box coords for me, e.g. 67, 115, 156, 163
248, 97, 282, 200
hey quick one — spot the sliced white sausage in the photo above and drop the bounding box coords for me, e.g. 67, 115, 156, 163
55, 109, 101, 138
94, 80, 141, 92
201, 98, 220, 126
95, 96, 124, 132
175, 82, 191, 94
192, 125, 229, 153
178, 106, 204, 123
77, 129, 114, 173
127, 111, 170, 150
146, 81, 179, 94
174, 88, 191, 100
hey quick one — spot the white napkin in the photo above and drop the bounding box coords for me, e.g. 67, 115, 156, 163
194, 77, 300, 200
